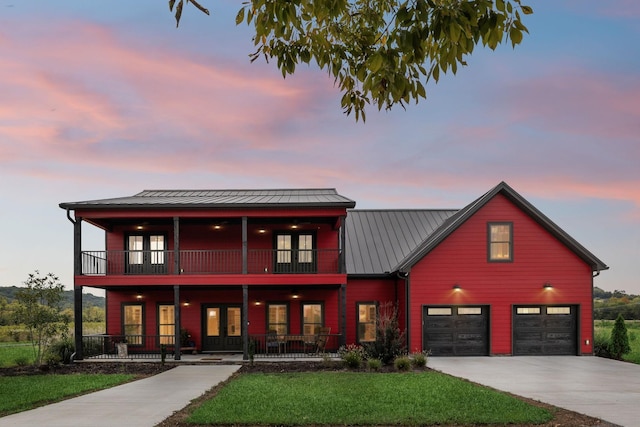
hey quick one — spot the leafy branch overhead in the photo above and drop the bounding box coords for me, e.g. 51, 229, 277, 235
173, 0, 533, 121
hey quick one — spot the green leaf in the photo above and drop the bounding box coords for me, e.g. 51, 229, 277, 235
368, 53, 384, 73
236, 8, 245, 25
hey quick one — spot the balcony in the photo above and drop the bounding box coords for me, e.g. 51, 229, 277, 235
80, 249, 342, 276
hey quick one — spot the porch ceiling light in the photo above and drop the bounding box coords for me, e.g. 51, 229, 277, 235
135, 293, 143, 299
291, 290, 300, 299
183, 300, 190, 307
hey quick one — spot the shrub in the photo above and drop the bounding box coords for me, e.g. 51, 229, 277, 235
410, 351, 428, 368
593, 330, 611, 358
394, 355, 411, 371
46, 336, 75, 365
14, 356, 29, 367
367, 358, 382, 371
363, 302, 406, 365
610, 314, 631, 360
338, 344, 366, 369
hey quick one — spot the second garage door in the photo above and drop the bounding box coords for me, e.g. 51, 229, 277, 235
513, 305, 577, 355
423, 305, 489, 356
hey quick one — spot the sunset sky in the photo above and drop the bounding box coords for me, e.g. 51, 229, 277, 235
1, 1, 638, 295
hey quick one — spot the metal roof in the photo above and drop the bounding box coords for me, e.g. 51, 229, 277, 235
59, 188, 356, 210
345, 209, 458, 275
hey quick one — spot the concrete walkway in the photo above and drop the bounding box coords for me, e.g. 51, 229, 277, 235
428, 356, 639, 427
0, 364, 240, 427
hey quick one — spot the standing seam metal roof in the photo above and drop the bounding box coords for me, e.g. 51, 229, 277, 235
59, 188, 356, 209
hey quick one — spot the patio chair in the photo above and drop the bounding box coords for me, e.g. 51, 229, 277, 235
266, 329, 281, 353
306, 327, 331, 354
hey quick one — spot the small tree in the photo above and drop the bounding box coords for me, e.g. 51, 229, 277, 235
364, 301, 406, 365
610, 313, 631, 360
12, 271, 70, 365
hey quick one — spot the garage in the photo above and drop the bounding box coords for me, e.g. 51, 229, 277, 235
423, 305, 489, 356
512, 305, 577, 355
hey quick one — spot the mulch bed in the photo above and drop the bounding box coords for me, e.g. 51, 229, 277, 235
1, 361, 617, 426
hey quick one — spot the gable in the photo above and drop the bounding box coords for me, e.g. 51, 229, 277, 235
395, 182, 608, 273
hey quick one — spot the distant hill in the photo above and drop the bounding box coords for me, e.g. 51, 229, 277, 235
0, 286, 104, 309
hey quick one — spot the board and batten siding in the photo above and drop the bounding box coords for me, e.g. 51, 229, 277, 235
408, 194, 594, 355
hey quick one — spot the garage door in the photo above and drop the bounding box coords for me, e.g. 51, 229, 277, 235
423, 306, 489, 356
513, 305, 577, 355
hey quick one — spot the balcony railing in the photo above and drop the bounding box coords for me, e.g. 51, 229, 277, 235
80, 249, 341, 275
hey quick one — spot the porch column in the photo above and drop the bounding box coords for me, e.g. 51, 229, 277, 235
242, 285, 248, 360
339, 215, 346, 274
174, 285, 181, 360
73, 215, 84, 360
340, 284, 346, 347
173, 217, 180, 274
242, 216, 248, 274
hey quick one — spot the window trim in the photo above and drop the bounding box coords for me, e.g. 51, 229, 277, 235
122, 302, 144, 346
356, 301, 378, 344
487, 222, 513, 262
301, 302, 324, 336
266, 302, 289, 335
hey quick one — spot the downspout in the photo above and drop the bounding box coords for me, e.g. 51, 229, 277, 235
66, 209, 84, 360
396, 271, 410, 351
589, 267, 601, 356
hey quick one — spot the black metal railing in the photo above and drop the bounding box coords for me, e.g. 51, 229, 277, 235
82, 334, 340, 359
250, 333, 339, 358
82, 334, 178, 359
80, 249, 341, 276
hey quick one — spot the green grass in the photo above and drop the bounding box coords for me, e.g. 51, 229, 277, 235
0, 374, 134, 415
594, 320, 640, 363
188, 372, 552, 425
0, 343, 35, 367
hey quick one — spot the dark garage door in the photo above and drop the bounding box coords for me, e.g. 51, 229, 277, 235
513, 305, 577, 355
423, 306, 489, 356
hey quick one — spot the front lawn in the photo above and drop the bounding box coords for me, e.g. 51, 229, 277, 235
0, 343, 34, 367
189, 371, 552, 425
0, 374, 135, 415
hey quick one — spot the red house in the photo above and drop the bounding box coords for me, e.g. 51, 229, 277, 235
60, 182, 607, 360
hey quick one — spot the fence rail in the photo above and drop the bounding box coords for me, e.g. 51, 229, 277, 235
81, 249, 341, 276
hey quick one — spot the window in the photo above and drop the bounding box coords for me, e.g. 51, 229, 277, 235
357, 303, 377, 343
158, 304, 175, 345
488, 223, 513, 262
274, 232, 316, 273
126, 234, 167, 274
427, 307, 453, 316
517, 307, 541, 314
267, 303, 288, 335
302, 303, 323, 335
547, 307, 571, 315
458, 307, 482, 315
123, 303, 144, 345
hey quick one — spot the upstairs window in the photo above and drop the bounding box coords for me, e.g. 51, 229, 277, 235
488, 223, 513, 262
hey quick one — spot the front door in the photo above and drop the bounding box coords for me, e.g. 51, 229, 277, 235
201, 305, 243, 352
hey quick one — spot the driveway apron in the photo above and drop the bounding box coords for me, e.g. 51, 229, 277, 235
0, 364, 240, 427
428, 356, 638, 427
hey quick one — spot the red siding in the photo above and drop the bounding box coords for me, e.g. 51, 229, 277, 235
345, 278, 399, 345
106, 287, 340, 349
408, 194, 594, 355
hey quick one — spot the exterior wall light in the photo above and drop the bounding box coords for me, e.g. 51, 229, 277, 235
543, 283, 553, 290
183, 300, 190, 307
452, 284, 461, 291
135, 293, 143, 299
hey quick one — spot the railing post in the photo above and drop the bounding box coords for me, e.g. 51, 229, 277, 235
242, 216, 248, 274
173, 217, 180, 274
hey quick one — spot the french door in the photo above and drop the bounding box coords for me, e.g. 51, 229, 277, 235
275, 232, 316, 273
201, 304, 243, 352
125, 234, 167, 274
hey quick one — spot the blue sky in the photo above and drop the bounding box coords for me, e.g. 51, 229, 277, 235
0, 1, 638, 295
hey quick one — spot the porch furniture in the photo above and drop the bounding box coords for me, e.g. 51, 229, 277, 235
304, 327, 331, 354
266, 330, 283, 353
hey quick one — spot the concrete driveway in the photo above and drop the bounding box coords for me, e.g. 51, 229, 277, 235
428, 356, 639, 427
